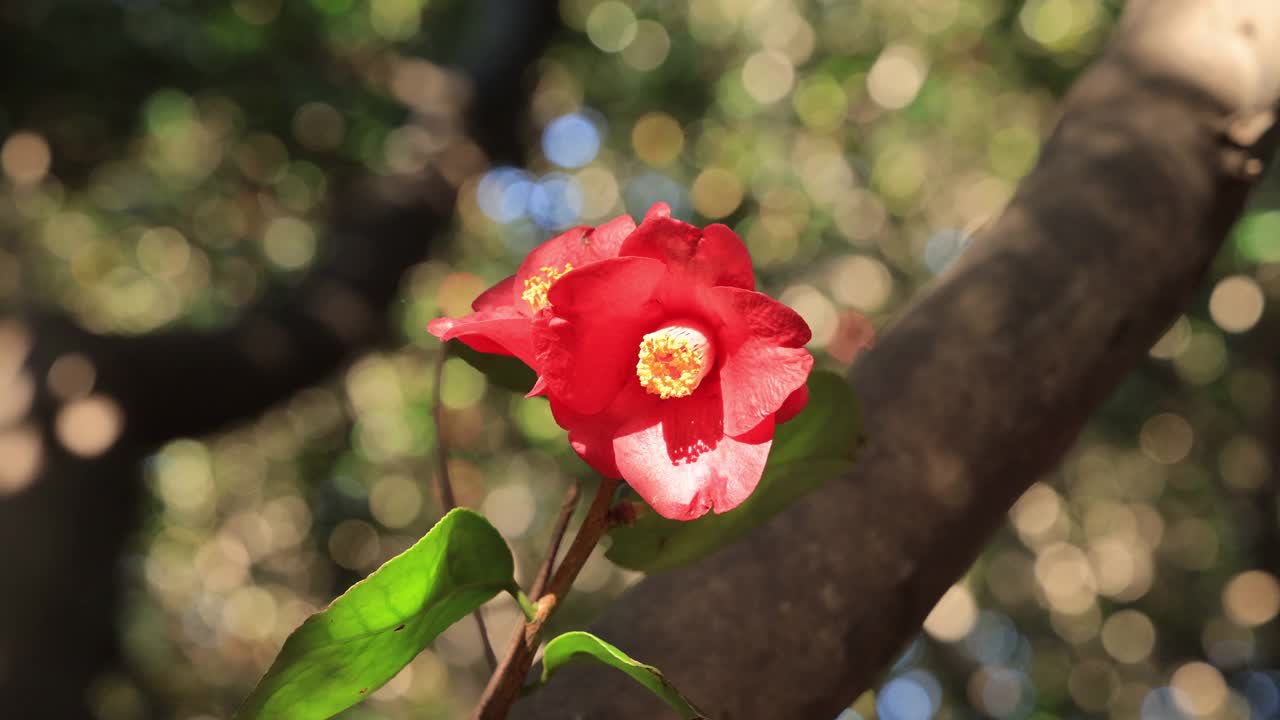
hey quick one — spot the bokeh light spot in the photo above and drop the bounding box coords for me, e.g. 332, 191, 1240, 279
1234, 210, 1280, 262
293, 102, 346, 151
1170, 662, 1227, 717
575, 167, 620, 220
632, 113, 685, 167
1101, 610, 1156, 664
780, 285, 837, 348
924, 229, 972, 275
441, 357, 486, 409
1149, 316, 1192, 359
153, 439, 214, 515
1, 131, 51, 185
481, 483, 537, 539
621, 20, 671, 71
477, 167, 534, 223
47, 353, 96, 401
1223, 571, 1280, 627
527, 173, 584, 230
542, 113, 601, 168
1243, 672, 1280, 718
829, 255, 893, 312
867, 45, 927, 110
923, 583, 977, 642
877, 675, 934, 720
624, 172, 686, 219
369, 0, 421, 41
56, 394, 123, 458
262, 217, 318, 271
1140, 687, 1184, 720
0, 426, 42, 496
690, 168, 744, 219
329, 519, 381, 571
1139, 413, 1193, 465
370, 474, 423, 529
742, 50, 796, 104
1208, 275, 1264, 333
585, 1, 638, 52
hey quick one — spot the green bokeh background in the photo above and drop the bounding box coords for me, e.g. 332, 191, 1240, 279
6, 0, 1280, 718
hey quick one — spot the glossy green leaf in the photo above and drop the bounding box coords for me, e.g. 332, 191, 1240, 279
767, 369, 863, 466
237, 508, 515, 720
448, 338, 538, 393
535, 631, 706, 719
606, 370, 860, 573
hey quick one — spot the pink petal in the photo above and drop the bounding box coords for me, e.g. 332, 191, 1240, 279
774, 384, 809, 425
613, 379, 775, 520
533, 257, 666, 415
619, 217, 755, 292
427, 309, 537, 368
513, 215, 638, 312
708, 286, 814, 436
471, 275, 520, 313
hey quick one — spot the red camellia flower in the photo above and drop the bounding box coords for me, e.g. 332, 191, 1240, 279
531, 204, 814, 520
426, 212, 639, 387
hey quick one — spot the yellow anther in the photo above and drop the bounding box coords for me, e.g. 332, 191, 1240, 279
521, 264, 573, 311
636, 323, 714, 399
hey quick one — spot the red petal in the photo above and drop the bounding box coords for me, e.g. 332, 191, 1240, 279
514, 214, 638, 312
613, 379, 774, 520
708, 286, 814, 436
644, 202, 672, 221
587, 213, 640, 254
471, 275, 520, 313
828, 309, 877, 365
774, 384, 809, 425
533, 257, 666, 415
619, 217, 755, 291
427, 309, 537, 368
525, 376, 549, 398
550, 381, 657, 478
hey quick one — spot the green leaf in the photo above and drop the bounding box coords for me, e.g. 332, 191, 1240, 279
448, 338, 538, 394
606, 370, 860, 573
237, 508, 515, 720
534, 631, 706, 719
606, 457, 856, 572
767, 369, 863, 466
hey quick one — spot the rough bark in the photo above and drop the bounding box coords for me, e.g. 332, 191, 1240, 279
512, 3, 1280, 718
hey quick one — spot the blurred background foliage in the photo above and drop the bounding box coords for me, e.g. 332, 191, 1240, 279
8, 0, 1280, 718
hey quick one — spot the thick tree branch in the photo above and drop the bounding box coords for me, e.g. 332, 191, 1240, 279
513, 3, 1280, 718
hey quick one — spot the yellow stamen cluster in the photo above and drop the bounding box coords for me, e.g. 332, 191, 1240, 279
521, 264, 573, 311
636, 324, 713, 399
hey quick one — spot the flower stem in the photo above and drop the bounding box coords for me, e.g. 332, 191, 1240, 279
531, 482, 581, 599
472, 476, 620, 720
433, 340, 498, 672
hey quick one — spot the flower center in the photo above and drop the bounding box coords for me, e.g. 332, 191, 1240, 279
521, 264, 574, 311
636, 322, 715, 399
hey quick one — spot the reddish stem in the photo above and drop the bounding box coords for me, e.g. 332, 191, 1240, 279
472, 477, 619, 720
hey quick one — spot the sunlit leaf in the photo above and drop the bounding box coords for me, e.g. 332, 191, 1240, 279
768, 369, 863, 465
607, 370, 860, 573
236, 508, 515, 720
448, 338, 539, 393
533, 631, 706, 719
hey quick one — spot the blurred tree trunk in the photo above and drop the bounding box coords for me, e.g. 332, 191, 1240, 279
0, 2, 560, 718
513, 2, 1280, 718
